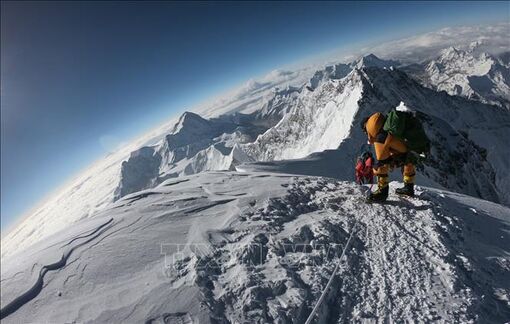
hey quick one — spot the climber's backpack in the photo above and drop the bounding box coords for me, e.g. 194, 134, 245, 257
383, 110, 431, 154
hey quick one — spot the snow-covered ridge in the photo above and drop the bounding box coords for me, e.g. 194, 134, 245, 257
243, 62, 509, 204
114, 54, 400, 200
352, 66, 509, 204
114, 109, 277, 200
244, 69, 363, 161
3, 46, 510, 260
2, 172, 509, 322
80, 58, 510, 212
308, 54, 398, 91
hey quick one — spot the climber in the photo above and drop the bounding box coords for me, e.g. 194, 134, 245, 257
360, 102, 430, 202
355, 151, 374, 185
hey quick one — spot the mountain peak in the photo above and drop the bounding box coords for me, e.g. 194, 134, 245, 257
179, 111, 206, 122
355, 53, 398, 69
364, 53, 379, 60
173, 111, 211, 132
308, 63, 352, 89
443, 45, 459, 53
438, 46, 465, 59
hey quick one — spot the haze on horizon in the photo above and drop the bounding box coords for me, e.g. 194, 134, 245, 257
1, 1, 508, 229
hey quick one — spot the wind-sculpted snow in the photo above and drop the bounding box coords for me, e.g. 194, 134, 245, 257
1, 172, 509, 322
0, 217, 114, 319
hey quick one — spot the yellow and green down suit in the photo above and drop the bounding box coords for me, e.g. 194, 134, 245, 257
364, 112, 415, 200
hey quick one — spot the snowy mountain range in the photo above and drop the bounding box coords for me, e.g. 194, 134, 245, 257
3, 47, 510, 259
403, 46, 510, 108
112, 54, 510, 207
2, 25, 510, 323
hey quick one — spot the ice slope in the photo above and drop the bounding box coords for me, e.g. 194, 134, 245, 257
244, 72, 363, 161
241, 55, 399, 162
1, 172, 509, 323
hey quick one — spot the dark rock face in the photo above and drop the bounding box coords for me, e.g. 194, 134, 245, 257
114, 147, 162, 200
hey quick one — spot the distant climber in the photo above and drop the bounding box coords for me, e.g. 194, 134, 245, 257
360, 102, 430, 202
355, 151, 374, 185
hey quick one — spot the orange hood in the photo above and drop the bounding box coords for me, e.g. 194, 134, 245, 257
365, 112, 385, 143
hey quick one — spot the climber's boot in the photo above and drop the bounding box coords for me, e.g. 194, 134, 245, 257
395, 182, 415, 197
367, 175, 389, 202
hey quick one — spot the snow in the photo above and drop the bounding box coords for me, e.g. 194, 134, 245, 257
0, 20, 508, 323
395, 101, 416, 114
1, 172, 509, 322
2, 28, 510, 324
239, 64, 510, 207
0, 67, 313, 261
4, 49, 510, 260
244, 73, 363, 161
354, 67, 510, 205
0, 111, 190, 259
419, 46, 510, 108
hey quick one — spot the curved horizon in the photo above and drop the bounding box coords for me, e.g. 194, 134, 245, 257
1, 1, 508, 230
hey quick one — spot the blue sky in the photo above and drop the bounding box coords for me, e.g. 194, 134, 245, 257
1, 1, 508, 229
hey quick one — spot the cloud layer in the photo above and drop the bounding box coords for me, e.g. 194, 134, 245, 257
366, 23, 510, 63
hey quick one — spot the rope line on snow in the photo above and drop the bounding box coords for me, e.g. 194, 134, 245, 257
304, 222, 358, 324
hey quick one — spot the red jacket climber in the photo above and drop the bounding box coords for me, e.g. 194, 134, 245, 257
355, 152, 374, 185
